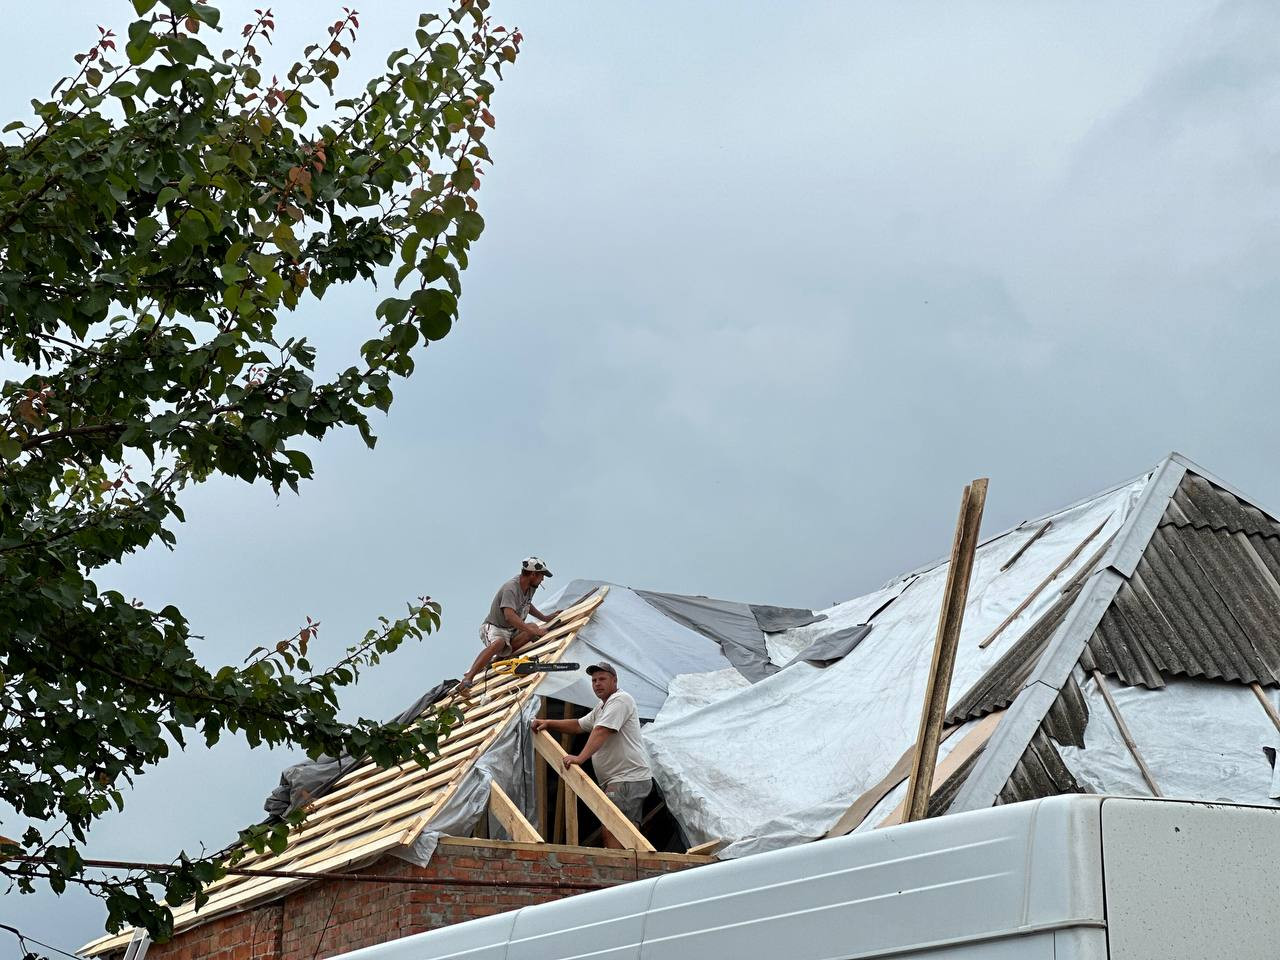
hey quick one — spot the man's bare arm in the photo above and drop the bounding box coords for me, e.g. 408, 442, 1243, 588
531, 717, 580, 735
564, 726, 614, 768
503, 606, 547, 636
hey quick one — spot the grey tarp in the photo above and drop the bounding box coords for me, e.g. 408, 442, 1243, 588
787, 624, 873, 668
750, 604, 827, 633
263, 678, 457, 817
636, 590, 778, 682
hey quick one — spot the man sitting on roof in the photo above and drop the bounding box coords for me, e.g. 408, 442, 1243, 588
460, 556, 559, 689
532, 661, 653, 847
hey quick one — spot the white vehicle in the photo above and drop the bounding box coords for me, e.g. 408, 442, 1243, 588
335, 795, 1280, 960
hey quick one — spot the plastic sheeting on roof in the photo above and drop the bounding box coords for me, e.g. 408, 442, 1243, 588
534, 580, 739, 716
643, 477, 1148, 858
1058, 674, 1280, 808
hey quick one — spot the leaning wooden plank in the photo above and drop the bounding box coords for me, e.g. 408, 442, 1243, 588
880, 710, 1004, 828
1091, 669, 1162, 797
532, 730, 654, 852
979, 515, 1111, 649
903, 479, 988, 823
489, 781, 543, 843
824, 723, 962, 839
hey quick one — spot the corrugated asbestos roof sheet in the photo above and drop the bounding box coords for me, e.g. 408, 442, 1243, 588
81, 589, 608, 957
1081, 475, 1280, 689
997, 728, 1084, 805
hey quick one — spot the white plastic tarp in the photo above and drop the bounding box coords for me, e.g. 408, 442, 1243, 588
535, 580, 737, 716
644, 477, 1148, 858
1058, 674, 1280, 807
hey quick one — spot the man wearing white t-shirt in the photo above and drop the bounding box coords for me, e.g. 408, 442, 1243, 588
531, 661, 653, 848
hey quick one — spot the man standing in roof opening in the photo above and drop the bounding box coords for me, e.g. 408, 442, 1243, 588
460, 557, 559, 690
531, 661, 653, 848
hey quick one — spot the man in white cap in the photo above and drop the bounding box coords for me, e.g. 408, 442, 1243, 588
531, 661, 653, 847
460, 557, 558, 689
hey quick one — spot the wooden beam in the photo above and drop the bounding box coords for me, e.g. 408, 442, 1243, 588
535, 699, 548, 839
1091, 670, 1162, 797
1000, 520, 1052, 572
533, 730, 655, 852
979, 515, 1111, 649
685, 838, 724, 856
879, 710, 1003, 828
565, 781, 579, 846
489, 781, 543, 844
902, 478, 988, 824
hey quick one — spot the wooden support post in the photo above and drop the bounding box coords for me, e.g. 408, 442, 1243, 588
532, 730, 655, 852
1091, 670, 1162, 797
902, 477, 988, 824
489, 781, 543, 843
534, 699, 548, 839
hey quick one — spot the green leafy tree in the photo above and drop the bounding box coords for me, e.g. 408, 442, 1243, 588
0, 0, 520, 939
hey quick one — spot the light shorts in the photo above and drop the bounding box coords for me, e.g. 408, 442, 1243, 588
604, 778, 652, 826
479, 621, 516, 657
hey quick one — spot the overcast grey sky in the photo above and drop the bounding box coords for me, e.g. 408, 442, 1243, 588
5, 0, 1280, 953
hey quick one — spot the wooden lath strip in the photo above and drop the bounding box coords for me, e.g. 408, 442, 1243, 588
305, 685, 531, 815
1090, 669, 1162, 797
176, 817, 422, 925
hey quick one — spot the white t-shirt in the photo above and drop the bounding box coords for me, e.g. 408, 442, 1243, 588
578, 690, 652, 786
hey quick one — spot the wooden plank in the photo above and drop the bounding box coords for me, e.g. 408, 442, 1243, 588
1000, 520, 1052, 572
533, 730, 655, 852
489, 781, 543, 843
903, 478, 988, 824
565, 780, 579, 846
824, 724, 962, 839
879, 711, 1003, 828
535, 698, 548, 838
1252, 682, 1280, 733
684, 838, 724, 856
979, 515, 1111, 649
1091, 669, 1162, 797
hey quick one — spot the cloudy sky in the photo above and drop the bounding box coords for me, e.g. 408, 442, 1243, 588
4, 0, 1280, 952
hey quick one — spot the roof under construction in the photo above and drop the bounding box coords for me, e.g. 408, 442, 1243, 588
83, 451, 1280, 954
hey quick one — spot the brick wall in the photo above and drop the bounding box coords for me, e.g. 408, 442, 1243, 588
141, 839, 706, 960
